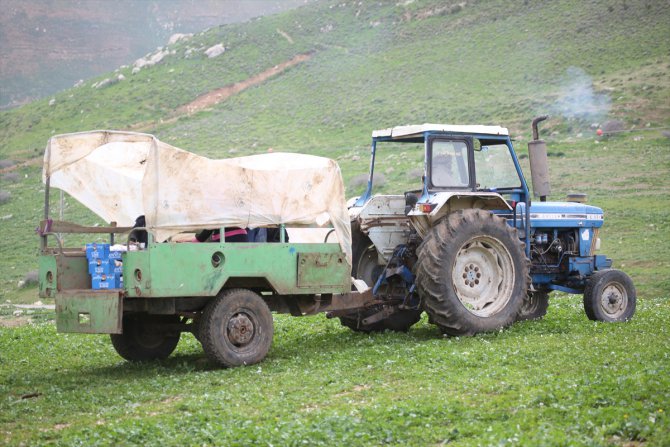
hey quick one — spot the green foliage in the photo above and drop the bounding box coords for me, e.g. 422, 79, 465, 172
1, 298, 669, 446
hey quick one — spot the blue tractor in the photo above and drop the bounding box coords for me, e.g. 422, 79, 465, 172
341, 117, 636, 335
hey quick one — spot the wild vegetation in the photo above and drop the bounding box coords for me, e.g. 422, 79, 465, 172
0, 0, 668, 445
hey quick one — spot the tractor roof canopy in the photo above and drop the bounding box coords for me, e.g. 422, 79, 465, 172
42, 130, 352, 263
372, 124, 509, 140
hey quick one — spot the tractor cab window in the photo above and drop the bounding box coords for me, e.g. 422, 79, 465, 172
473, 142, 521, 190
431, 140, 470, 188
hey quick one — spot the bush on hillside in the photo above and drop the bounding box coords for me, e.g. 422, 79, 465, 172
1, 173, 20, 183
22, 270, 39, 287
601, 120, 626, 135
0, 190, 11, 205
350, 173, 386, 189
0, 159, 15, 169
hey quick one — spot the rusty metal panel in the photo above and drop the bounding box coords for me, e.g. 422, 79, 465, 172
297, 252, 349, 288
56, 254, 90, 290
38, 255, 57, 299
55, 291, 122, 334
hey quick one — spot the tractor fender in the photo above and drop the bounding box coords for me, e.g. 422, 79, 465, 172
408, 192, 511, 238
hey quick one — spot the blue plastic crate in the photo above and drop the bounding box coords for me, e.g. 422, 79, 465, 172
111, 260, 123, 275
88, 258, 113, 275
91, 273, 117, 290
86, 243, 110, 260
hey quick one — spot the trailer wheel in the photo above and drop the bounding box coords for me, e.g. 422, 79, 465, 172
518, 290, 550, 321
199, 288, 273, 367
415, 209, 530, 336
110, 314, 181, 361
583, 269, 636, 322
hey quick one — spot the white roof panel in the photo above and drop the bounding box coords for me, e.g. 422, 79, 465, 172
372, 123, 509, 139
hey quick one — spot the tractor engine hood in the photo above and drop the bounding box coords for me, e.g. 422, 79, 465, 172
515, 201, 604, 229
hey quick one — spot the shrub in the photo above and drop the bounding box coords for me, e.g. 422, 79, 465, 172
349, 173, 386, 189
0, 159, 15, 169
408, 168, 423, 178
0, 190, 11, 205
22, 270, 39, 287
349, 174, 369, 189
1, 173, 20, 183
601, 119, 626, 135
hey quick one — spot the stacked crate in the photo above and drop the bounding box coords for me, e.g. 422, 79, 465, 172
85, 243, 123, 289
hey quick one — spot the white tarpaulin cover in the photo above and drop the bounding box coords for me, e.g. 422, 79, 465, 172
43, 130, 352, 264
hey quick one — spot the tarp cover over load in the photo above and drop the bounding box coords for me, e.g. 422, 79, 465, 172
42, 130, 352, 264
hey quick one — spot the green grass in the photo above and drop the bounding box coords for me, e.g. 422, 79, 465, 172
1, 298, 669, 446
1, 0, 670, 444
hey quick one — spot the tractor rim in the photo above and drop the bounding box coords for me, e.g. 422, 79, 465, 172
451, 235, 515, 317
601, 282, 628, 318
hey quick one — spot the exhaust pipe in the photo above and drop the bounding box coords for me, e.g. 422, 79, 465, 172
528, 115, 550, 202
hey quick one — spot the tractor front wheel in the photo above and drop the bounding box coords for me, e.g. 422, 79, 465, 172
415, 209, 530, 336
583, 269, 636, 322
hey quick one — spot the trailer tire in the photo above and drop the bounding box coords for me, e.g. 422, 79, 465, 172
415, 209, 529, 336
199, 288, 273, 367
583, 269, 636, 322
110, 314, 181, 361
518, 290, 550, 321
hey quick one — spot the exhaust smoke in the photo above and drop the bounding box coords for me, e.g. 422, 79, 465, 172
550, 66, 611, 122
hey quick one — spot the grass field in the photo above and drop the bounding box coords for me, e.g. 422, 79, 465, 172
1, 0, 669, 445
1, 298, 669, 446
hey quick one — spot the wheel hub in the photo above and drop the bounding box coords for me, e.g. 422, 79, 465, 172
227, 313, 255, 346
462, 264, 482, 287
451, 236, 515, 317
601, 283, 627, 317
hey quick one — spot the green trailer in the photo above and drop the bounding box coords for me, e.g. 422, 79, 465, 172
38, 131, 371, 367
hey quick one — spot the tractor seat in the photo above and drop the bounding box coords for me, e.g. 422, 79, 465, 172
404, 190, 421, 215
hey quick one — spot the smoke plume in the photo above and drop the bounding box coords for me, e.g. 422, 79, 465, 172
550, 66, 611, 122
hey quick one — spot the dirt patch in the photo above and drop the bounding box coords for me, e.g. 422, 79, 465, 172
0, 316, 31, 328
334, 384, 371, 397
129, 51, 313, 132
0, 157, 42, 174
176, 52, 313, 115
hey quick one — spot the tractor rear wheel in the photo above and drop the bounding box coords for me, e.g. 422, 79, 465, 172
110, 313, 181, 361
415, 209, 529, 336
583, 269, 636, 322
518, 290, 550, 321
199, 288, 273, 367
340, 230, 422, 332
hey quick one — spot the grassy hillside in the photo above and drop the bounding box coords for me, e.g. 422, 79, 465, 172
1, 0, 669, 154
0, 1, 669, 444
